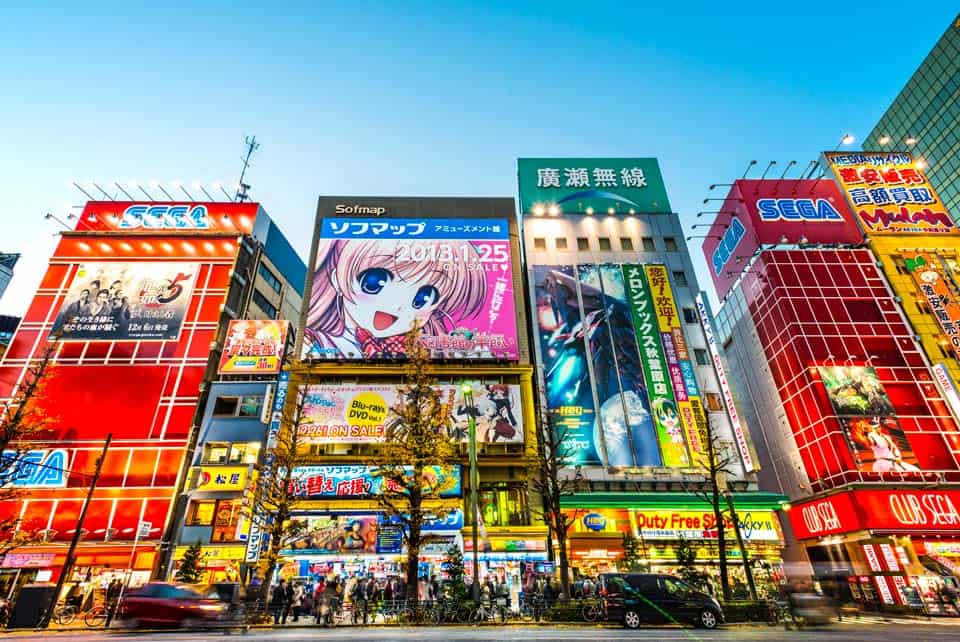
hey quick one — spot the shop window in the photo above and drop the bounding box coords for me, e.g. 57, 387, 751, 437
694, 349, 709, 366
212, 395, 263, 418
620, 237, 634, 251
672, 270, 688, 287
641, 237, 655, 252
664, 237, 679, 252
533, 238, 547, 251
186, 501, 215, 526
213, 397, 239, 416
238, 396, 263, 417
212, 500, 241, 542
682, 307, 697, 324
598, 237, 612, 251
477, 483, 529, 527
555, 238, 568, 250
229, 442, 261, 464
577, 238, 590, 251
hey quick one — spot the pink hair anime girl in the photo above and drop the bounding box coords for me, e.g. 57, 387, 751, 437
303, 238, 487, 358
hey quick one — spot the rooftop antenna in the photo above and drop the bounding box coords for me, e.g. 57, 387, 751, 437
235, 135, 260, 202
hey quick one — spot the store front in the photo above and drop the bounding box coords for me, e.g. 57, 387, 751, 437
172, 544, 245, 584
789, 488, 960, 615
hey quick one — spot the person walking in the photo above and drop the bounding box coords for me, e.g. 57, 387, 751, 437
270, 579, 287, 625
290, 583, 304, 622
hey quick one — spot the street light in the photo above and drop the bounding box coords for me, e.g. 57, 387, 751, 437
461, 383, 480, 605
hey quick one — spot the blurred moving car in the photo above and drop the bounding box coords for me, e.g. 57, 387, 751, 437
600, 573, 725, 629
117, 582, 226, 628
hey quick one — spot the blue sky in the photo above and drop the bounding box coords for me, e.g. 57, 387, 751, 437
1, 1, 955, 313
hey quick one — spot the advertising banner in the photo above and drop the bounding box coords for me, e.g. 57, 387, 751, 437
298, 383, 523, 445
73, 201, 260, 234
303, 218, 518, 361
283, 514, 380, 555
643, 264, 707, 463
577, 264, 661, 467
633, 509, 782, 542
904, 252, 960, 360
195, 466, 249, 492
817, 366, 896, 416
289, 465, 462, 499
824, 151, 957, 235
51, 262, 197, 341
531, 265, 600, 465
622, 265, 690, 467
0, 449, 68, 487
838, 416, 920, 473
518, 158, 672, 215
218, 320, 289, 374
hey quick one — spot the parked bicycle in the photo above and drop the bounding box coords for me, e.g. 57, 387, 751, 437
53, 604, 78, 626
581, 598, 607, 622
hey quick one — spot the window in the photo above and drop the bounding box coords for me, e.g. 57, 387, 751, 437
212, 396, 239, 416
620, 237, 634, 251
672, 270, 688, 287
476, 483, 530, 527
577, 238, 590, 251
251, 289, 278, 318
641, 237, 655, 252
238, 396, 263, 418
203, 443, 230, 463
533, 237, 547, 250
598, 237, 612, 251
211, 499, 241, 542
257, 263, 282, 294
694, 348, 709, 366
212, 395, 264, 418
705, 393, 723, 412
664, 237, 679, 252
682, 307, 697, 324
555, 237, 568, 250
229, 442, 261, 464
186, 500, 215, 526
661, 577, 693, 597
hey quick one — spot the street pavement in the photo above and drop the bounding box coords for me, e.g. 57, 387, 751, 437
5, 620, 960, 642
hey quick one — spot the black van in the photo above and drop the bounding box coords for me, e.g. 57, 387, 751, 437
599, 573, 724, 629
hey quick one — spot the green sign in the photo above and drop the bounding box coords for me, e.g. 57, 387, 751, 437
517, 158, 672, 215
621, 264, 690, 468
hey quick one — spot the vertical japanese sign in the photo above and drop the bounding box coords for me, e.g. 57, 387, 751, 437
642, 264, 707, 464
824, 151, 957, 235
622, 265, 689, 467
904, 252, 960, 360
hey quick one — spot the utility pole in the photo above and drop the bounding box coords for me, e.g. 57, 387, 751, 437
41, 434, 112, 628
461, 384, 480, 605
235, 135, 260, 202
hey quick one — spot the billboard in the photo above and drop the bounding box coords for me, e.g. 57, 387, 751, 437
218, 320, 289, 374
903, 253, 960, 360
289, 465, 462, 499
518, 158, 672, 215
702, 179, 861, 301
817, 365, 895, 416
0, 449, 69, 487
824, 151, 957, 235
839, 416, 920, 473
303, 218, 518, 361
50, 262, 197, 341
72, 201, 259, 234
283, 514, 380, 554
298, 382, 523, 445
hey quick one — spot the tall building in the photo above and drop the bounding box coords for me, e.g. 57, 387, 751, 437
0, 253, 20, 302
0, 201, 304, 601
519, 159, 785, 590
269, 196, 542, 596
705, 158, 960, 614
864, 13, 960, 218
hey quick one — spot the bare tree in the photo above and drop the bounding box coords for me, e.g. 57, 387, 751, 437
367, 327, 460, 602
528, 416, 582, 601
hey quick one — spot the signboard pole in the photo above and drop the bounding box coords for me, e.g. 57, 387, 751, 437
463, 385, 480, 606
116, 520, 151, 617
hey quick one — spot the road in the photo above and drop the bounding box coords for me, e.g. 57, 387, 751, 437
5, 620, 960, 642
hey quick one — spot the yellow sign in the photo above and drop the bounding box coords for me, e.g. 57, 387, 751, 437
903, 252, 960, 360
195, 466, 249, 492
825, 151, 957, 235
173, 545, 246, 561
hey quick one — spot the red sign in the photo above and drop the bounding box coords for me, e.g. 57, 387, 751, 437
702, 179, 861, 301
789, 488, 960, 539
73, 201, 259, 235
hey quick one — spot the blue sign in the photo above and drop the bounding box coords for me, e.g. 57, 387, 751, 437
711, 216, 746, 276
1, 449, 69, 487
321, 218, 509, 240
582, 512, 607, 531
119, 204, 210, 230
757, 198, 843, 221
382, 509, 464, 532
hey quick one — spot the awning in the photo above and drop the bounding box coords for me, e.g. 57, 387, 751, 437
560, 491, 790, 511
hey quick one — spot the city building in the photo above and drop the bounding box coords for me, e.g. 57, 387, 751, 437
518, 158, 785, 592
0, 315, 20, 359
706, 160, 960, 614
864, 13, 960, 218
0, 253, 20, 302
0, 201, 305, 604
269, 196, 542, 598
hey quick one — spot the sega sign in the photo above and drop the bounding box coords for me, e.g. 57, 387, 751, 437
711, 216, 747, 276
1, 449, 69, 488
582, 512, 608, 531
757, 198, 844, 222
119, 204, 211, 230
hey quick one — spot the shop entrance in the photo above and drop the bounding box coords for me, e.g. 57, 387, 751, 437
806, 544, 855, 604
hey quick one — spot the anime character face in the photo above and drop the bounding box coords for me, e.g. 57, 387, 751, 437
345, 266, 441, 338
654, 399, 679, 430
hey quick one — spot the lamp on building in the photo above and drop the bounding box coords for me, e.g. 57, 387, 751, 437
690, 223, 725, 230
686, 235, 723, 242
878, 135, 892, 146
709, 183, 733, 190
703, 197, 744, 205
905, 136, 918, 146
742, 160, 758, 178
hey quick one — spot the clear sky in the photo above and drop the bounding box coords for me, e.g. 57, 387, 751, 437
1, 1, 955, 314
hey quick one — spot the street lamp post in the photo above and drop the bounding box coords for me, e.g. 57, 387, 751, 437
461, 383, 480, 605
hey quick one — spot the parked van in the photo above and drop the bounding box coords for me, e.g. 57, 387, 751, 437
599, 573, 724, 629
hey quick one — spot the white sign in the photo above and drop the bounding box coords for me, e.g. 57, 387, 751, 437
695, 293, 755, 471
888, 492, 960, 527
137, 521, 152, 538
862, 544, 883, 572
801, 498, 842, 535
931, 364, 960, 422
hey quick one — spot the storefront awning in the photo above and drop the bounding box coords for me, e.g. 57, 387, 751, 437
560, 491, 789, 511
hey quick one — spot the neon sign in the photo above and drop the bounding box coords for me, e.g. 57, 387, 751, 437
1, 449, 69, 487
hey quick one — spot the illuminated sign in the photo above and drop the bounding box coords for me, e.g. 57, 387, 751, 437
218, 320, 289, 375
195, 466, 249, 492
1, 449, 69, 487
289, 465, 462, 499
756, 198, 844, 221
931, 364, 960, 422
904, 253, 960, 359
74, 201, 258, 234
303, 217, 518, 361
173, 545, 246, 561
119, 204, 211, 230
825, 151, 957, 235
583, 513, 608, 531
711, 216, 747, 277
634, 509, 781, 542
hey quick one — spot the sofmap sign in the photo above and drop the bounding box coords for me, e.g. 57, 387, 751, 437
0, 449, 69, 487
518, 158, 672, 215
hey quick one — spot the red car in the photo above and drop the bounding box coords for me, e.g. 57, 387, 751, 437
118, 582, 227, 628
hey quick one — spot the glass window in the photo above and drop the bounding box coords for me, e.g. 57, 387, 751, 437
252, 289, 277, 318
641, 237, 655, 252
533, 238, 547, 250
682, 307, 697, 324
664, 237, 679, 252
238, 396, 263, 418
661, 577, 692, 596
204, 443, 230, 464
555, 238, 568, 250
627, 575, 660, 593
257, 263, 282, 294
477, 483, 529, 527
577, 238, 590, 251
620, 237, 634, 251
672, 271, 688, 287
212, 396, 239, 416
186, 501, 216, 526
211, 499, 241, 542
598, 237, 612, 251
694, 349, 709, 366
229, 442, 261, 464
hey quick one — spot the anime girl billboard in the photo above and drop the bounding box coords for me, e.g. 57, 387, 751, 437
302, 218, 519, 360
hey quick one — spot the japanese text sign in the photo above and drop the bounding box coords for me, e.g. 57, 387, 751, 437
904, 252, 960, 360
289, 465, 462, 499
218, 320, 289, 375
196, 466, 249, 492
